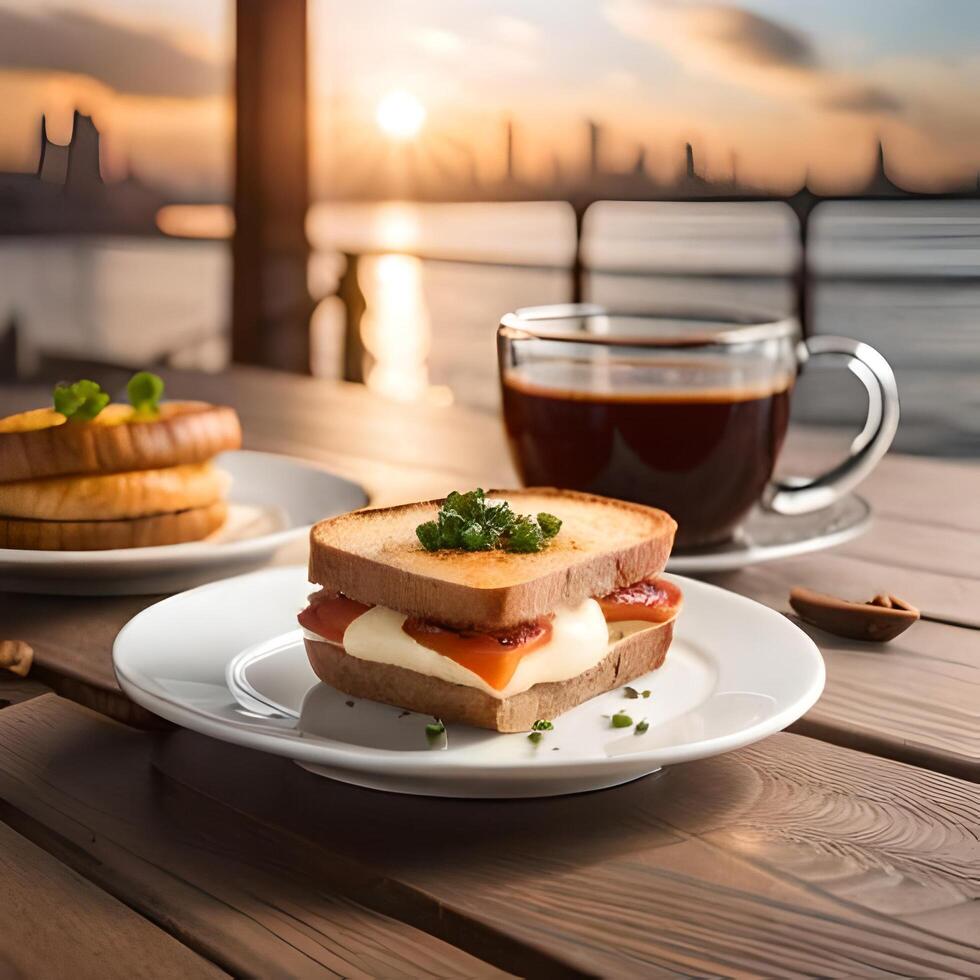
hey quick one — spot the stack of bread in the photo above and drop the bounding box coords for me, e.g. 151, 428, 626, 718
0, 373, 242, 550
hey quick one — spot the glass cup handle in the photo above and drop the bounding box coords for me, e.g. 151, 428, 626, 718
764, 335, 900, 516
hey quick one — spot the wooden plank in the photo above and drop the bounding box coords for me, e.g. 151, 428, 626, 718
6, 696, 977, 978
779, 426, 980, 532
0, 696, 510, 980
148, 721, 980, 977
0, 592, 166, 727
0, 593, 149, 692
840, 514, 980, 581
162, 366, 515, 486
749, 549, 980, 629
858, 455, 980, 533
0, 674, 52, 708
0, 819, 226, 980
707, 556, 980, 781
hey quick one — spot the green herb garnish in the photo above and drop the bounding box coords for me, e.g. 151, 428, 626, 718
537, 512, 562, 538
611, 712, 633, 729
528, 720, 553, 743
635, 720, 650, 734
505, 515, 546, 553
642, 690, 651, 699
53, 379, 110, 422
415, 489, 562, 554
623, 686, 640, 699
425, 720, 445, 738
127, 371, 165, 416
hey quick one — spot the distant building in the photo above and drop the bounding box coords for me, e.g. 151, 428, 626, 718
37, 116, 70, 185
0, 110, 165, 236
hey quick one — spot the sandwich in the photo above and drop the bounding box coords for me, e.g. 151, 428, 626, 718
298, 488, 681, 733
0, 373, 241, 550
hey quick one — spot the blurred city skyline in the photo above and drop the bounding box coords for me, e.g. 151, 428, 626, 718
1, 0, 979, 200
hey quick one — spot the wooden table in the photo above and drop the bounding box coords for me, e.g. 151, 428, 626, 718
1, 367, 978, 978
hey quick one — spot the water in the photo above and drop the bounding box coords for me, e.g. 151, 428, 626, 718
1, 201, 977, 457
0, 235, 230, 372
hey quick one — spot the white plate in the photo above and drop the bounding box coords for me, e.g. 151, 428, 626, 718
0, 450, 367, 595
113, 565, 825, 798
667, 493, 870, 574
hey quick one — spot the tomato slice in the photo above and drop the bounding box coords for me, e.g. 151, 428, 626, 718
402, 617, 553, 691
298, 593, 373, 644
598, 578, 683, 623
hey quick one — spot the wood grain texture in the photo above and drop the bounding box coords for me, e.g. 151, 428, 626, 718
149, 720, 980, 977
0, 674, 51, 708
758, 549, 980, 629
0, 819, 226, 980
0, 695, 510, 980
708, 558, 980, 781
779, 426, 980, 533
0, 591, 166, 726
840, 514, 980, 582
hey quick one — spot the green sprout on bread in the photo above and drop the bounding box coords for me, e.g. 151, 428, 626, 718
127, 371, 165, 416
53, 370, 165, 423
415, 489, 562, 554
53, 379, 110, 422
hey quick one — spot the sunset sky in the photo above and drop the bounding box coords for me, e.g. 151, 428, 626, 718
0, 0, 978, 197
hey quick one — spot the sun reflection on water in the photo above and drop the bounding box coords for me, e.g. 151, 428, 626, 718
374, 201, 421, 251
358, 253, 452, 406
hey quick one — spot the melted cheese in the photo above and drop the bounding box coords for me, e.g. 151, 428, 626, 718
318, 598, 614, 699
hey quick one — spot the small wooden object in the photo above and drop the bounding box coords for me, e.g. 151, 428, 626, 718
789, 587, 919, 642
0, 639, 33, 676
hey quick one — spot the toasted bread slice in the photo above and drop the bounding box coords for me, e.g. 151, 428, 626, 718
0, 463, 230, 521
0, 501, 227, 551
0, 402, 241, 483
309, 489, 676, 629
305, 618, 673, 732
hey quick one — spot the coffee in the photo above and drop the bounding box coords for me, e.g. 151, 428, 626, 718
502, 363, 792, 548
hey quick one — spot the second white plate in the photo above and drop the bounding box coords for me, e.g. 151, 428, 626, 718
113, 565, 825, 798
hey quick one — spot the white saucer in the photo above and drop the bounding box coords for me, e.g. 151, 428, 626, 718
113, 565, 825, 798
0, 451, 367, 595
667, 493, 870, 574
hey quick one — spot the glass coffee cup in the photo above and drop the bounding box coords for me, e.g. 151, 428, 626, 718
498, 305, 899, 549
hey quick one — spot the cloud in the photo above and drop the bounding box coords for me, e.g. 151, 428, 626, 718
0, 7, 224, 99
606, 0, 901, 116
678, 4, 816, 69
819, 82, 904, 115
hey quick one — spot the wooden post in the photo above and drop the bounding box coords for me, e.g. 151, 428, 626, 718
0, 314, 20, 381
570, 201, 588, 304
338, 253, 366, 383
796, 199, 814, 340
233, 0, 311, 372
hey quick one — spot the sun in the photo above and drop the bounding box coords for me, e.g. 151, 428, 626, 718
376, 90, 426, 141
